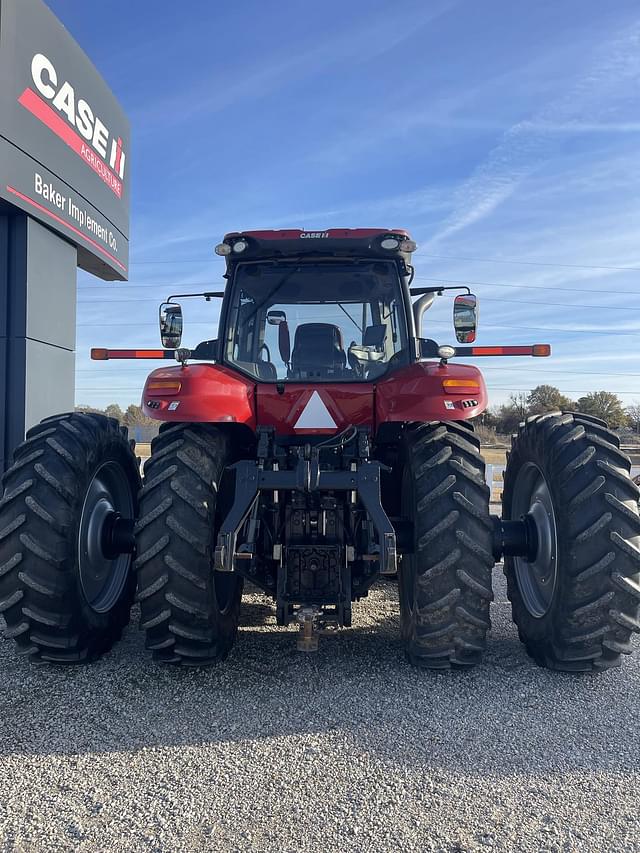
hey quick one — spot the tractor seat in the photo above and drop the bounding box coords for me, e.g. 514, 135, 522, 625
290, 323, 346, 378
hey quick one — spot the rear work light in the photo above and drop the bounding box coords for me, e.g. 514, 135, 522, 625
380, 236, 417, 252
232, 239, 248, 253
437, 345, 456, 359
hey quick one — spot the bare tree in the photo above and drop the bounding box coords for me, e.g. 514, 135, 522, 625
626, 402, 640, 435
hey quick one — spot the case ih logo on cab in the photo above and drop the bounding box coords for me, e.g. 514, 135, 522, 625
300, 231, 329, 239
18, 53, 126, 198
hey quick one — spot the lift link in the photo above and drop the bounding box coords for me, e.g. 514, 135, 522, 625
214, 456, 397, 575
490, 514, 538, 563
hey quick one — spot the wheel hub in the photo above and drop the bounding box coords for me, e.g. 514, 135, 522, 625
512, 462, 558, 619
78, 461, 135, 614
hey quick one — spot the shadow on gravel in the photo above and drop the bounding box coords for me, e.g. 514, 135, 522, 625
0, 577, 639, 777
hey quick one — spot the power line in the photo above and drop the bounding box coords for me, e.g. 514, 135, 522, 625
423, 318, 639, 337
413, 275, 640, 298
75, 290, 636, 313
123, 253, 640, 273
78, 274, 639, 295
75, 320, 635, 335
472, 365, 640, 378
75, 276, 638, 316
77, 321, 213, 327
77, 281, 217, 292
479, 296, 632, 313
128, 258, 215, 265
420, 253, 640, 272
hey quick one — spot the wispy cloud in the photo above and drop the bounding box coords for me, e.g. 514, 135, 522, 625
426, 19, 640, 247
131, 2, 455, 132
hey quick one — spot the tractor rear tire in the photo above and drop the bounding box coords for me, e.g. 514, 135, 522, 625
136, 423, 243, 665
0, 413, 139, 663
399, 421, 494, 669
503, 411, 640, 671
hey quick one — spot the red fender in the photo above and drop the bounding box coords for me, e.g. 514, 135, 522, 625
376, 361, 488, 423
141, 361, 487, 432
142, 364, 255, 427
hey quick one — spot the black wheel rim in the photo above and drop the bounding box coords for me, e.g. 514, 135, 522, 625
214, 571, 236, 616
398, 554, 417, 638
512, 462, 558, 619
399, 466, 417, 636
78, 461, 135, 613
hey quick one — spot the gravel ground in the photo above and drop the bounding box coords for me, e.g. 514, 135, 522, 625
0, 566, 639, 853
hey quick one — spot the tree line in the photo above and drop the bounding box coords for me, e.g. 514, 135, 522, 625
75, 403, 157, 428
482, 386, 638, 435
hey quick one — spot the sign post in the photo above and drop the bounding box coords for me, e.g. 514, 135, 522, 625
0, 0, 130, 472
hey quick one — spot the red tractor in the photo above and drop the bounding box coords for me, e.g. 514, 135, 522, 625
1, 229, 639, 670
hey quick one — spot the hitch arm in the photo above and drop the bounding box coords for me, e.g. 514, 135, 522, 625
214, 458, 397, 575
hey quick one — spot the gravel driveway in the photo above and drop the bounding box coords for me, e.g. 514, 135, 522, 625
0, 566, 638, 853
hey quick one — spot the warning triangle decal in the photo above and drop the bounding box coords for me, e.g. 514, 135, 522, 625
294, 391, 338, 430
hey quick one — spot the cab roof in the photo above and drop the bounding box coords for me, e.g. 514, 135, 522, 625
217, 228, 416, 270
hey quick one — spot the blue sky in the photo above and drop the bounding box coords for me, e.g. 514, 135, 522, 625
47, 0, 640, 410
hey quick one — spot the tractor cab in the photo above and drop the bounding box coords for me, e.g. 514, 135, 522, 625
216, 228, 418, 384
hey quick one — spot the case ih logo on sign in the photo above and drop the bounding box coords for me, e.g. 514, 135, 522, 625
20, 54, 127, 198
0, 0, 130, 280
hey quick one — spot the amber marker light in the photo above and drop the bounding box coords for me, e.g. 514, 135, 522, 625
442, 378, 480, 393
146, 380, 182, 396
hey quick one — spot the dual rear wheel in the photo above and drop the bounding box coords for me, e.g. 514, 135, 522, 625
398, 414, 640, 671
503, 412, 640, 671
0, 413, 139, 663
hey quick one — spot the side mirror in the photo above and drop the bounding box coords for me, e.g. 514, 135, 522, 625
453, 293, 478, 343
159, 302, 183, 348
267, 310, 287, 326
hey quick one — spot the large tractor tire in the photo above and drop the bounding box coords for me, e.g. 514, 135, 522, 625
503, 412, 640, 671
0, 413, 139, 663
136, 423, 243, 665
399, 421, 494, 669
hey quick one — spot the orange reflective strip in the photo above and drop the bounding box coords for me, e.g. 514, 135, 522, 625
459, 345, 552, 357
471, 346, 530, 356
90, 348, 171, 360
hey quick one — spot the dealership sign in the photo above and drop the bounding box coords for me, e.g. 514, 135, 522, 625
0, 0, 130, 280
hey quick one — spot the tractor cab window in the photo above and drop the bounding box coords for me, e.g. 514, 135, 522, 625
224, 261, 408, 382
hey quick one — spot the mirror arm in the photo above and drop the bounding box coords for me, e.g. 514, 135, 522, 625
167, 291, 225, 302
410, 285, 471, 296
